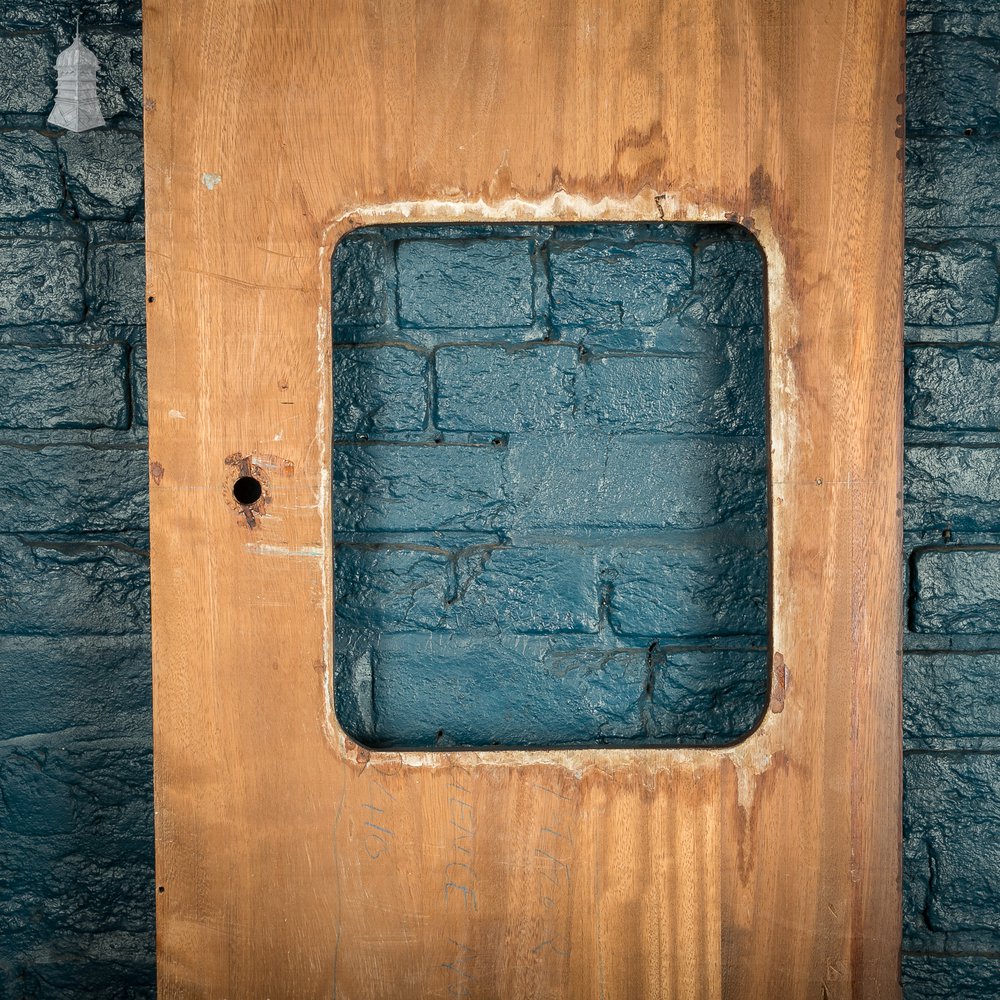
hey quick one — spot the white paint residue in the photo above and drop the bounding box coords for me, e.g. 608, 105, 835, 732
168, 409, 186, 419
311, 188, 794, 776
201, 172, 222, 191
247, 543, 324, 559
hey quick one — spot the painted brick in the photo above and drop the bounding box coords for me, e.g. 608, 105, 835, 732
911, 548, 1000, 633
907, 31, 1000, 134
333, 346, 426, 435
435, 344, 577, 432
0, 959, 155, 1000
648, 649, 769, 744
0, 34, 54, 114
334, 443, 509, 533
507, 433, 766, 532
905, 753, 1000, 938
580, 347, 765, 436
907, 347, 1000, 429
350, 632, 647, 747
0, 831, 152, 949
908, 138, 1000, 229
334, 545, 450, 632
0, 344, 128, 428
332, 233, 389, 330
131, 341, 146, 425
397, 238, 533, 329
0, 132, 61, 219
0, 636, 150, 742
0, 238, 84, 326
550, 240, 691, 328
685, 235, 765, 327
904, 242, 998, 326
451, 545, 600, 634
59, 130, 144, 220
905, 653, 1000, 746
0, 444, 148, 532
606, 543, 768, 639
903, 955, 1000, 1000
87, 240, 145, 323
333, 628, 375, 741
0, 742, 150, 839
905, 446, 1000, 531
0, 2, 141, 29
87, 29, 143, 122
0, 536, 149, 636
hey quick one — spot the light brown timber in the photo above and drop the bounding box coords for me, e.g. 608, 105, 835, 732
143, 1, 905, 996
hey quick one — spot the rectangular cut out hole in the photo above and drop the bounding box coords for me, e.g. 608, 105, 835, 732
332, 222, 769, 750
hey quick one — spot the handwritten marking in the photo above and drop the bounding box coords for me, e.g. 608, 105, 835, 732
442, 938, 476, 997
360, 780, 396, 861
531, 811, 574, 960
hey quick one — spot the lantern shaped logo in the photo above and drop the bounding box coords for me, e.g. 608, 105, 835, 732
48, 30, 106, 133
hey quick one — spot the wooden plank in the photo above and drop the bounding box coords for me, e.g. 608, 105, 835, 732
143, 1, 904, 996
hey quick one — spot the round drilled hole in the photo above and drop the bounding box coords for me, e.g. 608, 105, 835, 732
233, 475, 263, 506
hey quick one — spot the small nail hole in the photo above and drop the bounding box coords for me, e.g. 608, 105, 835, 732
147, 295, 155, 303
157, 886, 165, 894
233, 475, 263, 505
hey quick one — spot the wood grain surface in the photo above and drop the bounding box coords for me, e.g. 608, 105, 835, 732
143, 1, 904, 996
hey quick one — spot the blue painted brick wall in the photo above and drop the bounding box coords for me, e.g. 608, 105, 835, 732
0, 0, 998, 995
0, 2, 153, 998
903, 0, 1000, 994
332, 223, 770, 750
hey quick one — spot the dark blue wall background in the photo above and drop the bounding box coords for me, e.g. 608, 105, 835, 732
332, 223, 770, 750
1, 0, 999, 995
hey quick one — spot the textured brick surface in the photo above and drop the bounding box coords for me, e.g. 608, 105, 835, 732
905, 653, 1000, 748
579, 350, 764, 435
397, 238, 534, 328
549, 240, 691, 328
0, 34, 54, 114
606, 545, 767, 640
907, 31, 1000, 135
911, 548, 1000, 633
0, 13, 152, 994
59, 131, 144, 220
0, 1, 141, 29
334, 443, 509, 533
905, 754, 1000, 944
332, 234, 388, 329
0, 636, 151, 742
647, 649, 768, 743
0, 345, 128, 428
87, 239, 145, 322
0, 445, 148, 532
450, 545, 601, 635
362, 633, 649, 747
334, 545, 452, 632
334, 346, 426, 435
904, 242, 998, 326
0, 133, 61, 219
506, 433, 766, 532
905, 446, 1000, 531
333, 224, 769, 753
0, 536, 150, 637
87, 29, 143, 122
0, 238, 84, 326
435, 344, 577, 432
907, 346, 1000, 429
908, 138, 1000, 229
688, 235, 766, 327
903, 956, 1000, 1000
